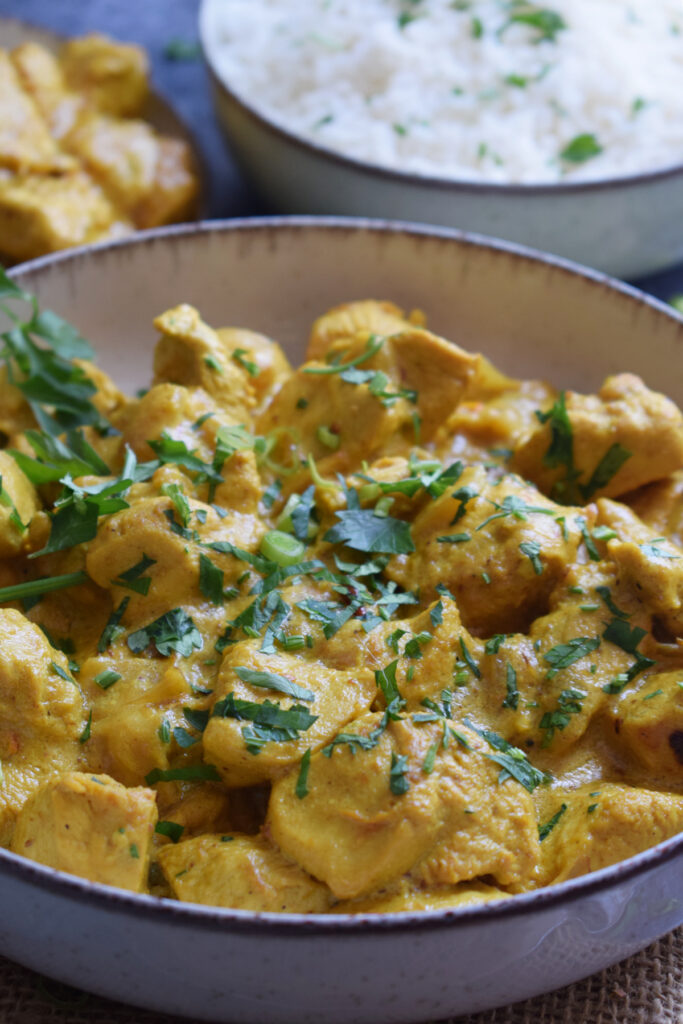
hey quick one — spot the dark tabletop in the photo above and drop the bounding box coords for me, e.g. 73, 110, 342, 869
0, 0, 682, 303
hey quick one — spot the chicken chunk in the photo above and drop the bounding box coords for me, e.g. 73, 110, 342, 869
538, 782, 683, 886
624, 470, 683, 550
11, 771, 157, 892
203, 639, 377, 787
512, 375, 683, 503
11, 42, 86, 140
387, 467, 585, 636
59, 33, 149, 117
158, 832, 331, 912
0, 610, 86, 843
65, 114, 198, 229
0, 168, 127, 262
268, 717, 540, 900
0, 51, 72, 174
153, 305, 255, 423
597, 497, 683, 637
216, 327, 292, 411
0, 451, 38, 557
306, 299, 417, 362
612, 672, 683, 776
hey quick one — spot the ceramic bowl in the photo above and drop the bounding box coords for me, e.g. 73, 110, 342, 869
3, 218, 683, 1023
198, 0, 683, 281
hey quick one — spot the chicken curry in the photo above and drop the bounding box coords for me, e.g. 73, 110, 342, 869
1, 283, 683, 914
0, 33, 198, 263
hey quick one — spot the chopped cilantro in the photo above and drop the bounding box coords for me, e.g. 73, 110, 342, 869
155, 820, 184, 843
520, 540, 543, 575
199, 553, 225, 606
389, 752, 410, 795
538, 803, 567, 841
502, 663, 519, 710
560, 133, 603, 164
543, 636, 600, 679
234, 665, 315, 703
127, 608, 203, 657
324, 508, 414, 554
540, 688, 587, 746
112, 555, 156, 596
145, 765, 222, 785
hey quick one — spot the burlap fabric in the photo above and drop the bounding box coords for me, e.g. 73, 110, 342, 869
1, 927, 681, 1024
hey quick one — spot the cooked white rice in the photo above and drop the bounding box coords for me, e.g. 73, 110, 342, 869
205, 0, 683, 184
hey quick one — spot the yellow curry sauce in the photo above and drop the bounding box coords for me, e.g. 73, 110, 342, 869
1, 292, 683, 914
0, 34, 199, 263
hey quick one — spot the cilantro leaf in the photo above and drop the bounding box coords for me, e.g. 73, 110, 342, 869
127, 608, 203, 657
466, 720, 550, 792
538, 803, 567, 841
234, 665, 315, 702
543, 636, 600, 679
579, 443, 632, 500
324, 508, 414, 554
199, 553, 225, 606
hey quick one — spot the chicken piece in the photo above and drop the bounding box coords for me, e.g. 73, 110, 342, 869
203, 639, 377, 788
0, 169, 128, 262
306, 299, 417, 362
333, 879, 506, 914
0, 451, 38, 557
0, 609, 86, 843
11, 42, 86, 140
597, 497, 683, 637
268, 717, 540, 900
438, 379, 557, 456
10, 772, 157, 892
158, 833, 332, 912
153, 306, 255, 423
538, 782, 683, 886
611, 672, 683, 776
0, 51, 72, 174
624, 470, 683, 550
387, 467, 585, 636
154, 783, 233, 840
512, 375, 683, 503
65, 114, 198, 228
523, 562, 655, 756
59, 33, 149, 117
216, 327, 292, 411
118, 384, 262, 513
85, 494, 263, 625
80, 657, 192, 787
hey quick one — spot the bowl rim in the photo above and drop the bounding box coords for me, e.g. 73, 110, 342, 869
5, 214, 683, 936
198, 0, 683, 198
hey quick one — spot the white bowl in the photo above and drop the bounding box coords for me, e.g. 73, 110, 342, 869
198, 0, 683, 281
3, 218, 683, 1022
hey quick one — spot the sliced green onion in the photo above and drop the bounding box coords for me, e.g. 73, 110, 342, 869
0, 570, 88, 604
260, 530, 305, 566
317, 425, 340, 451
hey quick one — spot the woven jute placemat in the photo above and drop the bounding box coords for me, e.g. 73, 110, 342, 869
1, 927, 681, 1024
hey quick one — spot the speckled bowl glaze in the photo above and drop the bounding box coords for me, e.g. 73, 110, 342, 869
199, 0, 683, 281
3, 218, 683, 1022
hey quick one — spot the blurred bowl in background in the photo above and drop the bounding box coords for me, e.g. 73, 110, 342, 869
199, 0, 683, 280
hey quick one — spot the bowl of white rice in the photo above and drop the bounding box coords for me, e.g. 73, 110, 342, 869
199, 0, 683, 278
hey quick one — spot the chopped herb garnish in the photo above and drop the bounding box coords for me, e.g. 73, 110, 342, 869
79, 710, 92, 744
155, 820, 184, 843
98, 597, 130, 653
485, 634, 506, 655
520, 540, 543, 575
540, 688, 587, 746
127, 608, 203, 657
459, 636, 481, 679
502, 663, 519, 710
466, 720, 549, 792
543, 636, 600, 679
212, 693, 317, 755
234, 665, 315, 703
437, 532, 470, 544
560, 133, 603, 164
639, 538, 680, 560
324, 508, 414, 554
580, 444, 632, 500
538, 803, 567, 841
389, 752, 410, 795
199, 553, 225, 606
112, 555, 156, 596
94, 669, 121, 690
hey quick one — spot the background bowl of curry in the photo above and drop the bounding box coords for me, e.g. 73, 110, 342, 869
2, 217, 683, 1022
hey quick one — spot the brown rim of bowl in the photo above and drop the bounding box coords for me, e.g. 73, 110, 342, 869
198, 2, 683, 198
0, 14, 209, 220
4, 215, 683, 936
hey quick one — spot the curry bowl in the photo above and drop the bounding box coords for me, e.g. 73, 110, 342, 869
2, 218, 683, 1022
199, 0, 683, 280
